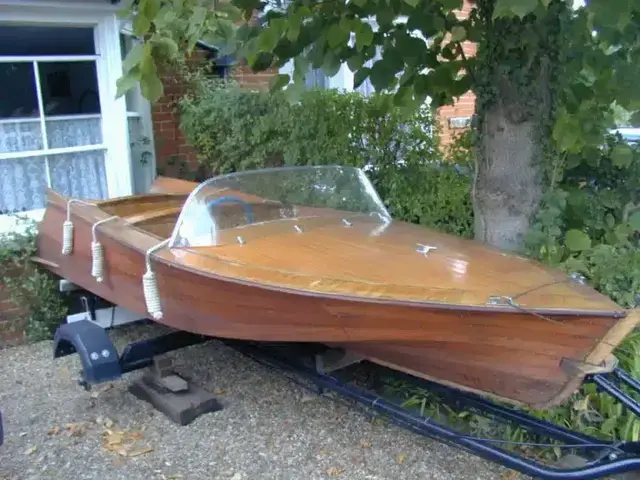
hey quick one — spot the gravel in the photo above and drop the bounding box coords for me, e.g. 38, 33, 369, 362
0, 322, 511, 480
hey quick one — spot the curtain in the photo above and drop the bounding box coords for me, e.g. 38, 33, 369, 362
0, 116, 107, 214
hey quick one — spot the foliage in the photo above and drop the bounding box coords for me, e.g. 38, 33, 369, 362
526, 133, 640, 308
374, 129, 639, 453
178, 77, 474, 235
116, 0, 242, 102
118, 0, 640, 152
0, 217, 68, 343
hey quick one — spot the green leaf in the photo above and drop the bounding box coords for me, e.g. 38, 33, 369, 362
122, 42, 146, 73
370, 57, 400, 91
393, 86, 414, 107
493, 0, 540, 19
139, 70, 164, 103
601, 416, 618, 435
258, 27, 280, 52
287, 11, 302, 42
450, 26, 466, 42
115, 68, 142, 99
402, 0, 420, 8
610, 144, 633, 168
552, 112, 582, 152
355, 22, 374, 50
214, 0, 243, 22
269, 73, 291, 91
437, 0, 462, 8
328, 22, 350, 49
293, 56, 309, 83
565, 229, 592, 252
354, 67, 371, 89
629, 110, 640, 126
132, 12, 152, 36
322, 52, 342, 77
629, 211, 640, 231
140, 0, 160, 21
347, 53, 366, 72
150, 36, 179, 59
414, 74, 431, 97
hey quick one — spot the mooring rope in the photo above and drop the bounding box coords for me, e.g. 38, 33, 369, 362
90, 216, 118, 283
143, 238, 171, 320
61, 199, 95, 255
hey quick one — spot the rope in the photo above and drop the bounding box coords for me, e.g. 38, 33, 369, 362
90, 216, 118, 283
143, 238, 171, 320
61, 199, 95, 255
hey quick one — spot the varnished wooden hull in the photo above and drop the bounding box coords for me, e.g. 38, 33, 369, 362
35, 183, 638, 410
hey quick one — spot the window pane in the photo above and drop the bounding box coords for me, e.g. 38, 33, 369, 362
0, 119, 43, 154
0, 26, 95, 56
0, 63, 39, 120
49, 151, 108, 200
46, 116, 102, 149
38, 61, 100, 117
0, 157, 47, 214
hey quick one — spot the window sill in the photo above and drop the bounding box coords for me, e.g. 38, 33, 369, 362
0, 209, 44, 236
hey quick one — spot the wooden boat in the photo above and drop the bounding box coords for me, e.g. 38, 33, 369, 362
35, 165, 638, 410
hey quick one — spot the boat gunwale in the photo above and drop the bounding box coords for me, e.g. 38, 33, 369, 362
43, 188, 629, 320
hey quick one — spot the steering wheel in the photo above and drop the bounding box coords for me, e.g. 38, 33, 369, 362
206, 196, 254, 224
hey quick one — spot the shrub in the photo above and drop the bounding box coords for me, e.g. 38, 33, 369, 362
389, 129, 640, 450
0, 217, 68, 343
178, 78, 474, 236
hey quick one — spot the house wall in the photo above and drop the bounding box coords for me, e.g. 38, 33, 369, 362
0, 276, 26, 348
152, 58, 277, 179
437, 0, 477, 146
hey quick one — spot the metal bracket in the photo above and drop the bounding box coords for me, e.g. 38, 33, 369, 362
80, 295, 97, 323
416, 243, 437, 256
486, 295, 519, 307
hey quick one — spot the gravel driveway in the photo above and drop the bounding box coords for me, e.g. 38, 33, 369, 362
0, 322, 510, 480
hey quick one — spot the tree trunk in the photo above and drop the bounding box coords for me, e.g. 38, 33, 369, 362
473, 91, 545, 251
472, 0, 565, 252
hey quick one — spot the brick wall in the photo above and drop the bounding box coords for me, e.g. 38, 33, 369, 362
0, 272, 26, 348
436, 0, 477, 147
152, 56, 278, 179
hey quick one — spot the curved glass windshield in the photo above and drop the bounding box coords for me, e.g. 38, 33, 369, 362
169, 165, 392, 248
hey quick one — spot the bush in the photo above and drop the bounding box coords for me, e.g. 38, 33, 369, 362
0, 217, 68, 343
178, 78, 474, 236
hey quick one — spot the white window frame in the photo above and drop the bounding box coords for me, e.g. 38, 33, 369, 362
118, 21, 158, 194
0, 0, 133, 233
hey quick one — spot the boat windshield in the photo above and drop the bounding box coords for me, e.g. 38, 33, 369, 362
169, 165, 392, 248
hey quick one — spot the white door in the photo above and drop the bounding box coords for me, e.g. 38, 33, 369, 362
0, 15, 132, 226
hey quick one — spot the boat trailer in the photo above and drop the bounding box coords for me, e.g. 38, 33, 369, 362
53, 290, 640, 480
